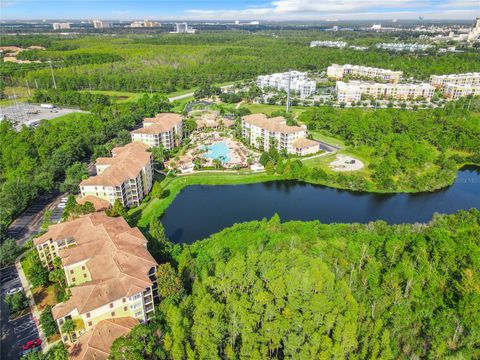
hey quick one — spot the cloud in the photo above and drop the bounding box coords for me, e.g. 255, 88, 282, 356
185, 0, 479, 20
112, 10, 131, 15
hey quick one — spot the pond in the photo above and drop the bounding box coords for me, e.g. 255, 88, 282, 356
161, 167, 480, 244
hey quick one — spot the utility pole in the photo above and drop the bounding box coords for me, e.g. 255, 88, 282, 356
286, 69, 291, 113
49, 61, 57, 89
25, 80, 31, 96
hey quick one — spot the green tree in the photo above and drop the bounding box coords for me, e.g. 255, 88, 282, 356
107, 199, 127, 217
5, 291, 28, 313
40, 305, 59, 337
27, 257, 49, 288
156, 263, 185, 302
61, 319, 76, 342
0, 238, 22, 267
60, 162, 88, 194
148, 218, 172, 262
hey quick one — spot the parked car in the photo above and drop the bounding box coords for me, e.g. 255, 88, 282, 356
22, 339, 42, 351
6, 287, 23, 296
57, 203, 66, 208
0, 274, 16, 285
61, 197, 69, 202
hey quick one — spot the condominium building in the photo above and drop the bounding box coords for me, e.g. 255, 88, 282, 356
173, 22, 196, 34
33, 213, 158, 345
131, 113, 183, 149
327, 64, 402, 83
92, 20, 111, 29
467, 17, 480, 42
130, 20, 161, 28
430, 73, 480, 88
242, 114, 319, 155
310, 41, 347, 48
336, 81, 435, 103
80, 142, 153, 207
52, 23, 70, 30
376, 43, 433, 52
257, 71, 316, 98
443, 83, 480, 99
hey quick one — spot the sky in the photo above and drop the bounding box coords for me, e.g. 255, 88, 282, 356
1, 0, 479, 21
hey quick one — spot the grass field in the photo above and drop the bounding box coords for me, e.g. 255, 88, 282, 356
46, 112, 90, 124
310, 131, 346, 148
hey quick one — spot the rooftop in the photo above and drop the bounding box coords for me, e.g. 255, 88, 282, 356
80, 142, 151, 187
132, 113, 183, 135
242, 114, 305, 134
69, 317, 138, 360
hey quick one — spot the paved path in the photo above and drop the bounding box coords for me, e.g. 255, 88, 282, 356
1, 266, 40, 360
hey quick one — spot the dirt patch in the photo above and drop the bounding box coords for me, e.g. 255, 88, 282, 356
329, 154, 364, 172
33, 285, 57, 310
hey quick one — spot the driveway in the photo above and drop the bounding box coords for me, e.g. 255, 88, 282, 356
0, 266, 40, 360
6, 192, 66, 246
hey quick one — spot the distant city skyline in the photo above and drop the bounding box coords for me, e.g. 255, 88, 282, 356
1, 0, 479, 21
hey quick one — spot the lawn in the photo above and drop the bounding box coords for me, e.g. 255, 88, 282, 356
32, 285, 57, 311
309, 131, 346, 148
79, 90, 148, 103
46, 112, 90, 125
129, 172, 283, 229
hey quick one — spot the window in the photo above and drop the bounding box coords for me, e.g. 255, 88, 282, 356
72, 277, 75, 282
88, 321, 92, 327
83, 274, 87, 278
124, 306, 128, 311
86, 312, 91, 318
81, 266, 85, 270
111, 312, 115, 317
110, 303, 114, 308
122, 298, 126, 303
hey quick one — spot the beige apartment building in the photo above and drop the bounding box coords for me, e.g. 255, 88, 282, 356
131, 113, 183, 149
80, 142, 153, 207
242, 114, 319, 155
430, 73, 480, 88
34, 213, 158, 347
443, 83, 480, 99
336, 81, 435, 103
327, 64, 402, 83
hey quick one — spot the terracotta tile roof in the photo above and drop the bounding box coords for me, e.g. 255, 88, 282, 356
80, 142, 151, 187
292, 138, 320, 149
35, 213, 157, 318
242, 114, 305, 134
132, 113, 183, 135
69, 317, 138, 360
76, 196, 111, 211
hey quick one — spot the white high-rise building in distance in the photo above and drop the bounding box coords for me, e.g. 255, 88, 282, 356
468, 18, 480, 42
257, 71, 316, 98
92, 20, 111, 29
52, 23, 70, 30
173, 22, 196, 34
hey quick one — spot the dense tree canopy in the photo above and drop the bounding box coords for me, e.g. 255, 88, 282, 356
112, 209, 480, 359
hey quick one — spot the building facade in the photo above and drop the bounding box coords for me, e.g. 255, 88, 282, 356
241, 114, 319, 155
327, 64, 402, 83
310, 41, 347, 48
443, 83, 480, 99
131, 113, 183, 149
80, 142, 153, 207
376, 43, 433, 52
257, 71, 316, 98
336, 81, 435, 103
430, 73, 480, 88
33, 213, 158, 345
52, 23, 70, 30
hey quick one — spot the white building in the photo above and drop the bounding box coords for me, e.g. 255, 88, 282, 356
52, 23, 70, 30
467, 18, 480, 42
430, 73, 480, 88
310, 41, 347, 48
92, 20, 111, 29
336, 81, 435, 103
130, 20, 161, 28
327, 64, 402, 83
443, 83, 480, 99
242, 114, 319, 155
376, 43, 434, 52
257, 71, 316, 98
173, 22, 196, 34
131, 113, 183, 149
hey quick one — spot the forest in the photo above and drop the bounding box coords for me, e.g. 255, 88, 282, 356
2, 31, 480, 93
109, 209, 480, 359
0, 92, 172, 236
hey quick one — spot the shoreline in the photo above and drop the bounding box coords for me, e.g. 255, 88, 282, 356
128, 163, 480, 229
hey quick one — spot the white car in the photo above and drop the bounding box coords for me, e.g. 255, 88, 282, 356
61, 197, 69, 202
57, 203, 66, 209
6, 287, 23, 296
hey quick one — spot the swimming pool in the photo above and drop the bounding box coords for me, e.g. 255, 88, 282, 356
204, 142, 230, 163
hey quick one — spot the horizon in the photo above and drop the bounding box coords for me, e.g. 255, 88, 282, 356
1, 0, 479, 21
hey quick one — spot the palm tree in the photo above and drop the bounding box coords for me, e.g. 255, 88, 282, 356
61, 319, 76, 342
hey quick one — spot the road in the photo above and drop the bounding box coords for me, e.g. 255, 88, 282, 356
1, 266, 40, 360
6, 192, 66, 246
168, 84, 234, 102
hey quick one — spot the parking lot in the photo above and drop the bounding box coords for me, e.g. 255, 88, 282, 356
0, 103, 87, 130
1, 266, 40, 360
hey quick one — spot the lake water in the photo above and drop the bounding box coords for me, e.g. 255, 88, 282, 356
161, 167, 480, 244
